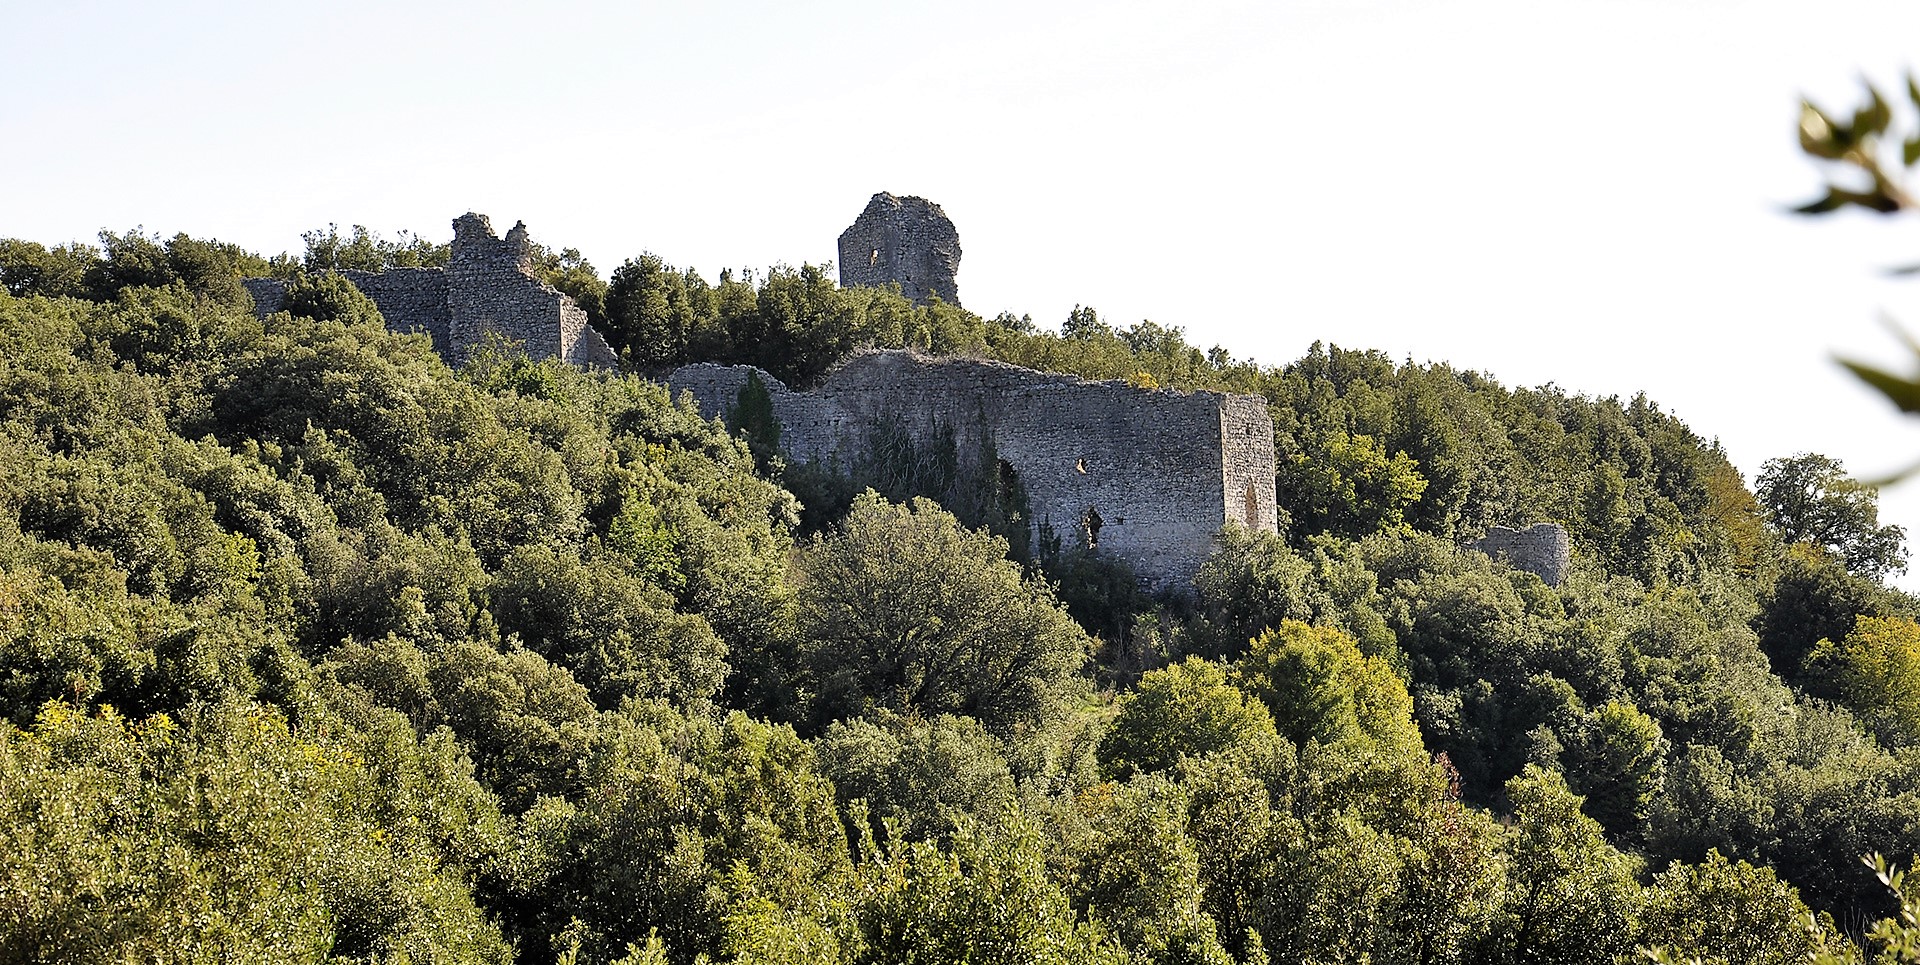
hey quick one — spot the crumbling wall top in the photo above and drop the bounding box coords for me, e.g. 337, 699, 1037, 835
452, 212, 494, 248
452, 212, 534, 275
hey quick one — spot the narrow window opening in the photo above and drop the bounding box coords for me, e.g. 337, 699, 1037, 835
1075, 458, 1088, 474
1083, 506, 1104, 551
869, 248, 880, 267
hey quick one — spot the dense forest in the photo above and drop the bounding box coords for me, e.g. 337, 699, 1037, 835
7, 224, 1920, 964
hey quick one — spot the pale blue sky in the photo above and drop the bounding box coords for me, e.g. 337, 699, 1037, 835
10, 0, 1920, 583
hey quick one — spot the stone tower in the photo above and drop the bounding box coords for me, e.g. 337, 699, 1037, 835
837, 192, 962, 307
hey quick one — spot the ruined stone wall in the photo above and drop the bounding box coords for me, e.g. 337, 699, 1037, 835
1221, 394, 1280, 533
560, 299, 620, 368
1472, 523, 1572, 586
241, 213, 617, 369
446, 214, 560, 366
340, 269, 449, 354
837, 193, 962, 307
668, 351, 1278, 589
241, 277, 285, 316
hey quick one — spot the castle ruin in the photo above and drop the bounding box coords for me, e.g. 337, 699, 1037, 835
232, 199, 1586, 592
837, 193, 963, 307
668, 351, 1278, 590
244, 213, 619, 369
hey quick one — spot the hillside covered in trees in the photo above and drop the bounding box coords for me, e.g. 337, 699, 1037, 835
7, 226, 1920, 963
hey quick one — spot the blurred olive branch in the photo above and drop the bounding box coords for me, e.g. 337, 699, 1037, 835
1799, 74, 1920, 483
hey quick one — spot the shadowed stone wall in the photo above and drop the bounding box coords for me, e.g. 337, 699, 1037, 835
669, 351, 1277, 589
1472, 523, 1572, 585
243, 213, 617, 369
342, 269, 450, 353
240, 277, 286, 316
837, 192, 962, 307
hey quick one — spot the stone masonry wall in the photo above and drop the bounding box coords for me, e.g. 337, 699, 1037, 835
837, 192, 962, 307
340, 269, 449, 354
560, 297, 620, 368
1221, 394, 1280, 535
240, 277, 285, 316
669, 351, 1278, 590
1472, 523, 1572, 586
241, 213, 616, 369
446, 214, 559, 367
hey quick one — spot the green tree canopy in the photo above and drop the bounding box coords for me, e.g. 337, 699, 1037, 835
1235, 620, 1422, 755
814, 710, 1017, 843
1098, 657, 1282, 779
1639, 850, 1842, 965
0, 702, 512, 964
300, 224, 449, 272
1756, 453, 1907, 580
1807, 614, 1920, 746
792, 492, 1091, 735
